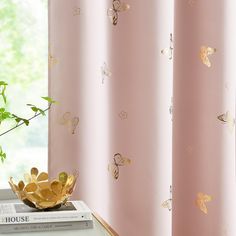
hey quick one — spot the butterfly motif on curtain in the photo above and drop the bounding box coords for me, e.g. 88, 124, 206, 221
223, 228, 228, 236
101, 62, 112, 84
118, 110, 128, 120
161, 33, 173, 60
107, 0, 130, 26
188, 0, 196, 5
48, 53, 58, 68
108, 153, 131, 180
217, 111, 235, 133
161, 185, 172, 211
73, 7, 80, 16
195, 192, 212, 214
186, 145, 193, 155
169, 97, 173, 121
199, 46, 216, 67
59, 112, 79, 134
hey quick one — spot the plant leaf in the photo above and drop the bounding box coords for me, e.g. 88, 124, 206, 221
12, 114, 30, 126
0, 81, 8, 86
27, 104, 46, 116
0, 84, 7, 104
0, 108, 12, 124
41, 96, 56, 104
0, 146, 7, 163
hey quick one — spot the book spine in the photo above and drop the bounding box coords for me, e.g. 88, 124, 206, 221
0, 220, 93, 234
0, 212, 92, 224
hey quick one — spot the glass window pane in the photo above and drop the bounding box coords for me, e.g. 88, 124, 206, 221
0, 0, 48, 189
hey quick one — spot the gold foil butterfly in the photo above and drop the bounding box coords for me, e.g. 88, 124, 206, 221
186, 145, 193, 155
188, 0, 196, 5
195, 192, 212, 214
108, 153, 131, 180
107, 0, 130, 26
73, 7, 80, 16
169, 97, 173, 121
199, 46, 216, 67
48, 53, 58, 68
161, 33, 173, 60
218, 111, 235, 133
224, 80, 230, 91
223, 228, 228, 236
101, 62, 112, 84
59, 112, 79, 134
118, 110, 128, 120
162, 185, 172, 211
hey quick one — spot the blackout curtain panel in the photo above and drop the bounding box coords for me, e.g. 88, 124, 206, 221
48, 0, 236, 236
48, 0, 173, 236
173, 1, 236, 236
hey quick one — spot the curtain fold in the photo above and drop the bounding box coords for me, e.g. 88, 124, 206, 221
173, 1, 236, 235
48, 0, 235, 235
106, 1, 173, 235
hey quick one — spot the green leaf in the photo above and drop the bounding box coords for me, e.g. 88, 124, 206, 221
0, 108, 12, 124
2, 89, 7, 104
12, 114, 30, 126
0, 81, 8, 86
0, 84, 7, 104
23, 119, 29, 126
41, 96, 56, 104
27, 104, 46, 116
38, 109, 45, 116
31, 107, 38, 112
0, 146, 7, 163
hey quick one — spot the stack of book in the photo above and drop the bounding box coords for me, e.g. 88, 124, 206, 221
0, 201, 93, 233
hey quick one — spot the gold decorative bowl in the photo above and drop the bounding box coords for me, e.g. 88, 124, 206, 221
9, 167, 77, 210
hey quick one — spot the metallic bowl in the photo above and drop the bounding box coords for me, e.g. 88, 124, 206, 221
9, 167, 77, 210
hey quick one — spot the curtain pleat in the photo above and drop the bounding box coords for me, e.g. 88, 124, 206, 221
107, 1, 173, 235
173, 1, 236, 235
49, 0, 111, 218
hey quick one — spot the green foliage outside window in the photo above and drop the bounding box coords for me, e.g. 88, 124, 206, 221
0, 0, 49, 188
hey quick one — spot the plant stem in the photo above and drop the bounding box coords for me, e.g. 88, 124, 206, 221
0, 105, 51, 137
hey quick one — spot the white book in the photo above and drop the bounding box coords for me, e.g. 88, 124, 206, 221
0, 220, 93, 234
0, 201, 92, 225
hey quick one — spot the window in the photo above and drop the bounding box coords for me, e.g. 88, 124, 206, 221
0, 0, 48, 197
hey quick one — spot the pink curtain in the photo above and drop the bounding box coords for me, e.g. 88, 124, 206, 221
173, 1, 236, 236
48, 0, 236, 235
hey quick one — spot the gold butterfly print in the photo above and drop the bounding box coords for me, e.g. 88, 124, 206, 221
188, 0, 196, 5
107, 0, 130, 26
217, 111, 235, 133
73, 7, 80, 16
186, 145, 193, 155
162, 185, 172, 211
224, 80, 231, 91
59, 112, 79, 134
48, 53, 58, 68
199, 46, 216, 67
195, 192, 212, 214
161, 33, 173, 60
101, 62, 112, 84
223, 228, 228, 236
169, 97, 173, 121
108, 153, 131, 180
118, 110, 128, 120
